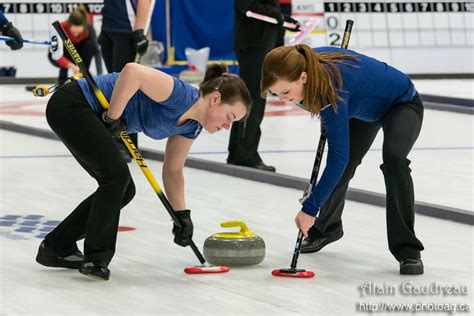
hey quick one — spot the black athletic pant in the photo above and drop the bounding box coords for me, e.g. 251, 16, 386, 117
228, 47, 270, 166
44, 81, 136, 264
48, 38, 95, 82
275, 3, 292, 47
98, 30, 138, 146
308, 94, 425, 262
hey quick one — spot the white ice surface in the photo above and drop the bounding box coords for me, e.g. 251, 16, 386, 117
0, 132, 472, 315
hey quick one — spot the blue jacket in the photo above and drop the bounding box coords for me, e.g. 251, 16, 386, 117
300, 47, 416, 216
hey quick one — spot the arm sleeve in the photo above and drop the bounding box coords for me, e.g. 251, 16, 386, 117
235, 0, 281, 20
56, 56, 70, 68
301, 92, 350, 217
0, 11, 8, 27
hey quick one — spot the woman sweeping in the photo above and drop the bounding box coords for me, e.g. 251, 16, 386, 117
261, 44, 424, 275
36, 63, 251, 280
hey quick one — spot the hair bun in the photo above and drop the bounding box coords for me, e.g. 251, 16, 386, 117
203, 63, 228, 82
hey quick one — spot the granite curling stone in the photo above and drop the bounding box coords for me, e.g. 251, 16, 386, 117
204, 221, 265, 266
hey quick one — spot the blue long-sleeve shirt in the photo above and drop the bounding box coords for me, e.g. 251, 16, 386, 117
300, 47, 416, 216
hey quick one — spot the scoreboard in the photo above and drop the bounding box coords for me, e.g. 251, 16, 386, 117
291, 1, 473, 74
322, 2, 472, 48
0, 2, 103, 14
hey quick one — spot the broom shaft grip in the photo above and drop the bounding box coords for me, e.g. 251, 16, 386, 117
290, 230, 304, 269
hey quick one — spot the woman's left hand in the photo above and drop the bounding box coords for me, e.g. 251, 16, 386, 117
295, 210, 316, 237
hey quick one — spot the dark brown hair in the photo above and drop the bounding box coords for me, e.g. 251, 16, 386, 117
68, 5, 88, 27
200, 63, 252, 120
261, 44, 358, 116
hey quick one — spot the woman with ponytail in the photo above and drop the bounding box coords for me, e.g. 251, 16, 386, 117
261, 44, 425, 275
49, 5, 99, 81
35, 63, 251, 280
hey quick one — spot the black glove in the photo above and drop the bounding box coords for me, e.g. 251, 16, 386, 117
101, 110, 127, 138
172, 209, 193, 247
132, 29, 149, 56
283, 15, 301, 32
1, 22, 23, 50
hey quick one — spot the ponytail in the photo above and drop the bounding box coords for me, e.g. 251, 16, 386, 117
261, 44, 358, 116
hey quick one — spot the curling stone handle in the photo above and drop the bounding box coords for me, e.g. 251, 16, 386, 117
220, 221, 250, 235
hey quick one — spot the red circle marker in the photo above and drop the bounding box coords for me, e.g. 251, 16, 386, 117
118, 226, 136, 232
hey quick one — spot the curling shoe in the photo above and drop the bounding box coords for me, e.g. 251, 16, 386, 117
36, 240, 84, 269
399, 258, 424, 275
79, 261, 110, 281
300, 230, 344, 253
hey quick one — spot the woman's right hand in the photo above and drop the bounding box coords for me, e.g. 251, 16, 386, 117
101, 110, 127, 138
295, 210, 316, 238
172, 210, 194, 247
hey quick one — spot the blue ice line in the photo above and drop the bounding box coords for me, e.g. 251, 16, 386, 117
188, 146, 474, 156
0, 146, 472, 159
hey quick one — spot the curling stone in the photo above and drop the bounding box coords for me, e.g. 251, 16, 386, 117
204, 221, 265, 266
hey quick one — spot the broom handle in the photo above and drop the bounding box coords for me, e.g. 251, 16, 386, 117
245, 11, 298, 29
290, 20, 354, 270
290, 230, 304, 269
0, 35, 51, 45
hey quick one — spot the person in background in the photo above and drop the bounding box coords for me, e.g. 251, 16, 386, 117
261, 44, 425, 275
99, 0, 153, 159
49, 5, 99, 81
0, 10, 23, 50
228, 0, 299, 172
275, 0, 293, 47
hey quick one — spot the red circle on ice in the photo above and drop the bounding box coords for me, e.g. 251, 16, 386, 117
118, 226, 136, 232
271, 269, 315, 278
